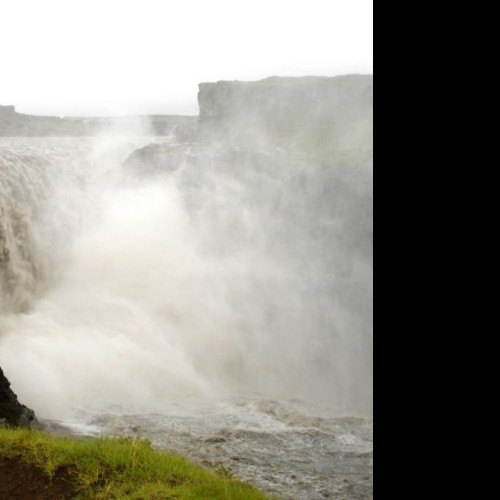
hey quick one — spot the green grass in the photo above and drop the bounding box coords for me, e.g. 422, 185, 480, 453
0, 428, 273, 499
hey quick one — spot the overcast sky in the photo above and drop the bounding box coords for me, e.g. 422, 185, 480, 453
0, 0, 373, 117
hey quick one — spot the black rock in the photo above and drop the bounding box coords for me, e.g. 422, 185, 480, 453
0, 366, 37, 427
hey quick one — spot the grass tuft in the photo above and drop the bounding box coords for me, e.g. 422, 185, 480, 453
0, 428, 273, 499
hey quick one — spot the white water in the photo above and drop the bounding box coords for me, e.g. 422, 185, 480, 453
1, 136, 373, 415
0, 135, 373, 498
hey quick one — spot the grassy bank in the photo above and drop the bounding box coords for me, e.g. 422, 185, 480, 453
0, 428, 272, 499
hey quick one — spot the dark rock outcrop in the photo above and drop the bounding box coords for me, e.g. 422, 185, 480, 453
0, 366, 37, 427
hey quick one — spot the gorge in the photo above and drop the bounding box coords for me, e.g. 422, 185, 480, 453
0, 75, 373, 499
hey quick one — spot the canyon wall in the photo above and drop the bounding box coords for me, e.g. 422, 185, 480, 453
0, 105, 196, 137
196, 75, 373, 162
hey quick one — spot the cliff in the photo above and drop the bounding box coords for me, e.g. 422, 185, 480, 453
0, 105, 16, 115
0, 106, 196, 137
0, 367, 37, 427
127, 75, 374, 173
197, 75, 373, 161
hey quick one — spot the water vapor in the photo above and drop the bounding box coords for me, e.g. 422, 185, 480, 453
1, 82, 373, 419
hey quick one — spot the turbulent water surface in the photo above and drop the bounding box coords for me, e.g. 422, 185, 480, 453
0, 137, 373, 499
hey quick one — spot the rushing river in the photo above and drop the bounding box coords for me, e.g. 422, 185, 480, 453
0, 137, 373, 499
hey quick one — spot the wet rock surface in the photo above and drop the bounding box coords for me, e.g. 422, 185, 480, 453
0, 367, 37, 427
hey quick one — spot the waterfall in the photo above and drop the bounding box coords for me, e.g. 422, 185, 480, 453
0, 136, 373, 418
0, 139, 92, 313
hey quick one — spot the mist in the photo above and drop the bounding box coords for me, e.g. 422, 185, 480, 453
0, 139, 373, 417
1, 74, 373, 499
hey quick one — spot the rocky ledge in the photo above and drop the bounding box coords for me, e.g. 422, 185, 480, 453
0, 105, 197, 137
0, 366, 37, 427
196, 75, 373, 156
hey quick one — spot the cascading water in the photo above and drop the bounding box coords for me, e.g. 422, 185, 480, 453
0, 139, 91, 313
0, 132, 373, 499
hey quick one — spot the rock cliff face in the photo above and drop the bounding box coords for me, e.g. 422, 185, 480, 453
0, 105, 16, 115
0, 367, 37, 427
127, 75, 374, 174
197, 75, 373, 161
0, 106, 196, 137
198, 75, 372, 121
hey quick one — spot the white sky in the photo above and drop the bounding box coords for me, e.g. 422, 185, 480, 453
0, 0, 373, 117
